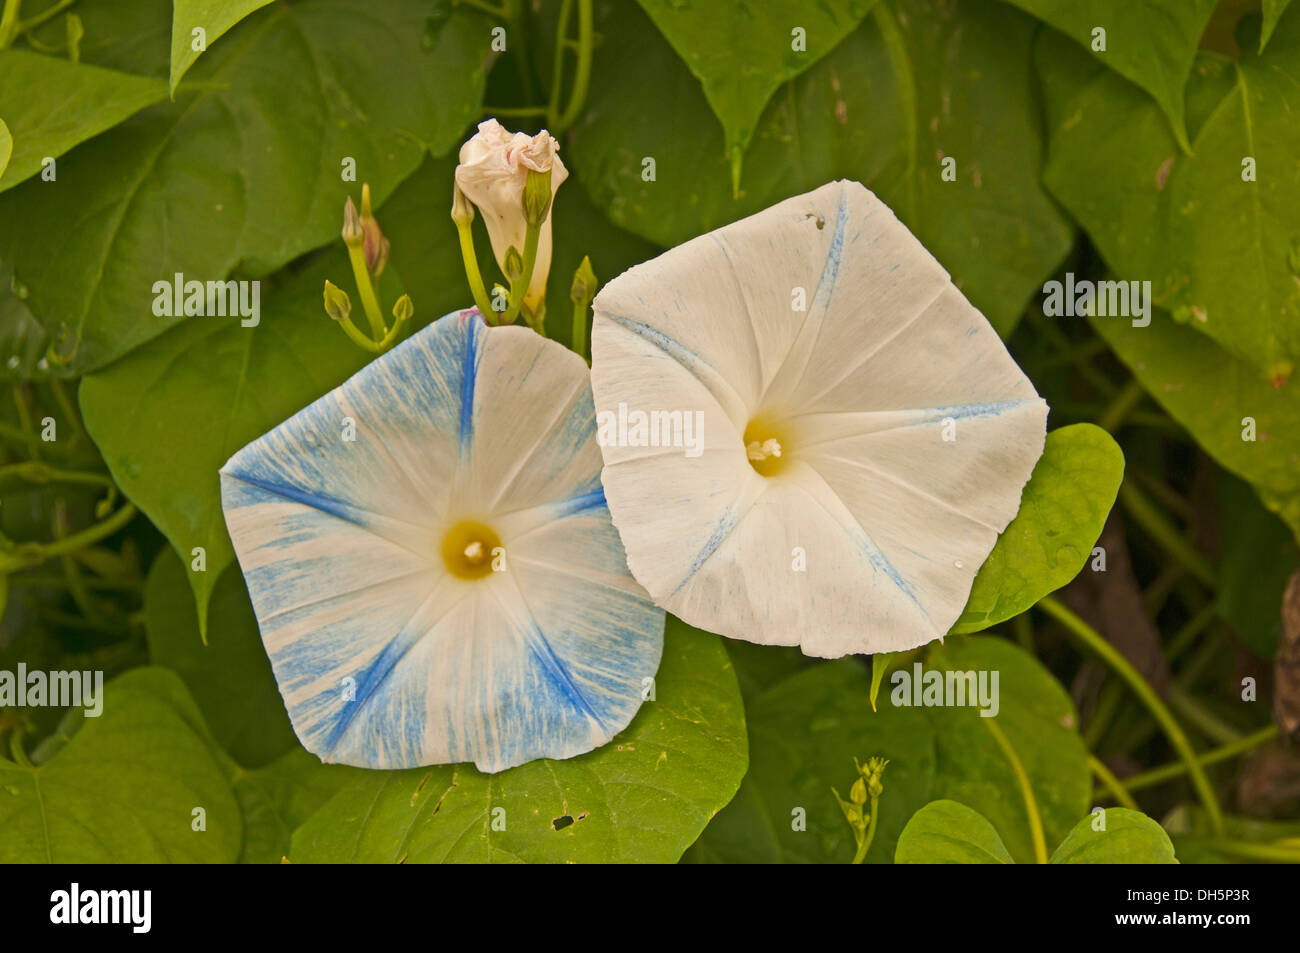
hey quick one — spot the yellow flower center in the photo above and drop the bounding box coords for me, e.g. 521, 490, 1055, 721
441, 520, 502, 580
743, 414, 792, 477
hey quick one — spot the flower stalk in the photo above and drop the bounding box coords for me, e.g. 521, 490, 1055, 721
327, 184, 410, 354
833, 757, 889, 864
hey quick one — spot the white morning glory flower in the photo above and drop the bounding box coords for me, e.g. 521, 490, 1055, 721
589, 180, 1047, 659
220, 311, 663, 772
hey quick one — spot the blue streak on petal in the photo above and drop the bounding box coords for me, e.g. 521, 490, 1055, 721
459, 316, 481, 457
669, 506, 739, 597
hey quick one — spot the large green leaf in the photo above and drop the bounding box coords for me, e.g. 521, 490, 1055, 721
0, 0, 490, 375
571, 0, 1072, 336
894, 799, 1014, 863
688, 635, 1089, 863
169, 0, 277, 93
1091, 310, 1300, 544
0, 49, 167, 192
897, 801, 1177, 863
291, 618, 747, 863
953, 424, 1124, 634
1262, 0, 1295, 50
1050, 808, 1178, 863
633, 0, 876, 192
1217, 475, 1299, 660
0, 668, 239, 862
1000, 0, 1216, 148
80, 251, 378, 634
233, 746, 360, 864
0, 258, 52, 380
144, 547, 296, 768
1039, 16, 1300, 381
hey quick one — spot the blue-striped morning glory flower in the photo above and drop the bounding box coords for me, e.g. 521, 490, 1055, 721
589, 180, 1047, 659
220, 311, 664, 772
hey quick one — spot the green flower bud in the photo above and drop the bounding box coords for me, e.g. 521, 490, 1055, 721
850, 777, 867, 805
359, 183, 389, 278
323, 280, 352, 323
341, 196, 363, 247
451, 184, 475, 227
392, 294, 414, 325
570, 255, 597, 304
523, 167, 553, 227
503, 245, 524, 283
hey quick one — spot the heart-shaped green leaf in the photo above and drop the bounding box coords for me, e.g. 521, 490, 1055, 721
80, 249, 379, 633
571, 0, 1073, 336
1001, 0, 1217, 148
1039, 17, 1300, 381
232, 746, 361, 864
169, 0, 277, 93
0, 668, 239, 862
143, 547, 297, 768
1050, 807, 1178, 863
895, 799, 1014, 863
0, 50, 167, 193
0, 0, 490, 375
953, 424, 1124, 634
1090, 310, 1300, 544
290, 617, 747, 863
688, 634, 1089, 864
632, 0, 877, 192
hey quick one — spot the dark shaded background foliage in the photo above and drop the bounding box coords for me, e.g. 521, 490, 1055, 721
0, 0, 1298, 863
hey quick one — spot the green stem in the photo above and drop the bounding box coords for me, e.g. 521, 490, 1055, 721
12, 382, 41, 460
0, 0, 22, 48
16, 0, 73, 32
49, 378, 84, 446
1083, 679, 1124, 749
0, 461, 116, 501
346, 245, 387, 340
1040, 595, 1224, 834
1088, 755, 1139, 810
550, 0, 593, 133
1095, 725, 1277, 799
454, 0, 506, 17
984, 716, 1048, 864
1012, 612, 1034, 652
1165, 604, 1219, 664
572, 297, 588, 363
483, 105, 548, 117
503, 218, 541, 326
334, 313, 384, 353
8, 728, 33, 769
456, 219, 497, 323
0, 502, 137, 572
1167, 684, 1242, 746
851, 795, 880, 864
1096, 377, 1145, 433
1119, 482, 1216, 588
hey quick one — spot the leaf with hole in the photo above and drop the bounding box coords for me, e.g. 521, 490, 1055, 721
290, 618, 747, 863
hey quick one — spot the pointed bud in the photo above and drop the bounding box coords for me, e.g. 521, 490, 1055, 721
850, 777, 867, 805
451, 184, 475, 226
570, 255, 597, 303
523, 167, 553, 226
358, 183, 389, 278
342, 196, 363, 247
323, 280, 352, 322
865, 757, 889, 800
392, 294, 414, 326
503, 245, 524, 283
